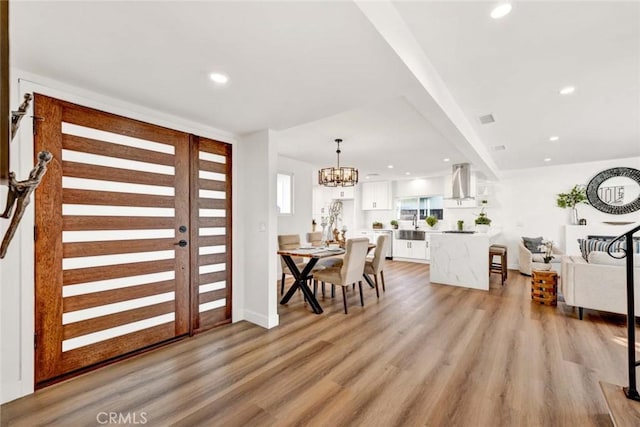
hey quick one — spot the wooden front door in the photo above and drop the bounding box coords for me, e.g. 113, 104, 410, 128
33, 94, 231, 386
189, 136, 233, 333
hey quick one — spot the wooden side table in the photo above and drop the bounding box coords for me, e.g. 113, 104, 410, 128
531, 270, 558, 306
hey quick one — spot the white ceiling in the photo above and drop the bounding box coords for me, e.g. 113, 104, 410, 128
10, 1, 640, 181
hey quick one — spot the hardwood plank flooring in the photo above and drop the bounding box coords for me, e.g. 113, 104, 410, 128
2, 261, 635, 426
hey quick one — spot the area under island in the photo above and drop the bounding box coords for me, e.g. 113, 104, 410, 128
429, 230, 502, 291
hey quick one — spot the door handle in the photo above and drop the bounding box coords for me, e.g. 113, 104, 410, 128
175, 240, 188, 247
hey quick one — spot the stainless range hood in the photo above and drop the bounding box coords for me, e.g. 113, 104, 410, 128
451, 163, 474, 199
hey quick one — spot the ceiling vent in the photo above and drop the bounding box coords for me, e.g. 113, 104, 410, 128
479, 114, 495, 125
491, 145, 506, 151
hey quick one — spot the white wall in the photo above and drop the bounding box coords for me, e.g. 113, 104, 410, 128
499, 156, 640, 269
277, 156, 314, 237
0, 70, 243, 404
0, 67, 25, 404
395, 176, 446, 198
237, 131, 279, 329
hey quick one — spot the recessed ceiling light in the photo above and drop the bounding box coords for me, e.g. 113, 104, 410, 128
549, 136, 559, 142
559, 86, 575, 95
544, 158, 552, 162
209, 72, 229, 85
443, 158, 450, 162
405, 172, 411, 175
387, 165, 394, 169
490, 3, 512, 19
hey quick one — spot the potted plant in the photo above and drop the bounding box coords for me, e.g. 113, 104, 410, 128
372, 221, 383, 229
475, 208, 491, 232
557, 185, 588, 224
425, 215, 438, 228
390, 220, 399, 229
539, 240, 555, 264
457, 220, 464, 231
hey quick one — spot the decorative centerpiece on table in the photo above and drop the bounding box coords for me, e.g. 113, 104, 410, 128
390, 220, 399, 229
323, 200, 343, 243
426, 215, 438, 229
320, 217, 328, 243
339, 225, 348, 247
474, 208, 491, 233
556, 185, 588, 225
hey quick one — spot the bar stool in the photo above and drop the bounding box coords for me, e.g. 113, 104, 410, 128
491, 244, 508, 277
489, 245, 507, 285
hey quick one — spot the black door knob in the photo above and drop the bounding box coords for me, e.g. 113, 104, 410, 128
176, 240, 188, 247
179, 225, 187, 233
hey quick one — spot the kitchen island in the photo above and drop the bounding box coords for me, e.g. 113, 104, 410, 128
430, 230, 502, 290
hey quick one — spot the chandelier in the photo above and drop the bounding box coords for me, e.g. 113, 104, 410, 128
318, 138, 358, 187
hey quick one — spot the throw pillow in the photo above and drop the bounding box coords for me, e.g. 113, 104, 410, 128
619, 239, 640, 254
522, 236, 544, 253
578, 238, 623, 261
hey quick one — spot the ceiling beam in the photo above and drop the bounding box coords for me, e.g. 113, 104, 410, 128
355, 0, 500, 180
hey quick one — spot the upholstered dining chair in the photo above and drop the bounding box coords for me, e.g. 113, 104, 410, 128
364, 234, 389, 298
313, 237, 369, 314
278, 234, 314, 295
306, 232, 323, 247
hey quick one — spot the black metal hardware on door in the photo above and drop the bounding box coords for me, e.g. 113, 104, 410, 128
179, 225, 187, 233
176, 240, 188, 247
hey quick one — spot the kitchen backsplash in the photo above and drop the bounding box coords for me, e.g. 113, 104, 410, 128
360, 207, 487, 231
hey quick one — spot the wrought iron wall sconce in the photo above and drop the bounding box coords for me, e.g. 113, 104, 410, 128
1, 93, 53, 258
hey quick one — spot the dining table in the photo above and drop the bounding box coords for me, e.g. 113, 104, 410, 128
278, 243, 376, 314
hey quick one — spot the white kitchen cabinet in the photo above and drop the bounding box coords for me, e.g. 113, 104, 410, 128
394, 239, 411, 258
444, 199, 478, 209
333, 186, 355, 200
312, 186, 333, 219
356, 230, 375, 243
394, 239, 428, 260
333, 187, 356, 200
424, 235, 431, 261
361, 181, 391, 210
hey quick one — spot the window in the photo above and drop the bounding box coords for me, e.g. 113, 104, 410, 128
277, 173, 293, 214
398, 196, 444, 220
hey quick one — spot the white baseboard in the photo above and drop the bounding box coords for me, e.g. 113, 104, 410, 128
1, 380, 32, 404
393, 257, 429, 264
242, 309, 279, 329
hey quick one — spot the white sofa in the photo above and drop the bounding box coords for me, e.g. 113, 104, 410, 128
560, 251, 640, 319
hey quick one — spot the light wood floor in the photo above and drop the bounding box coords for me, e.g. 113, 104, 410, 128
1, 261, 634, 426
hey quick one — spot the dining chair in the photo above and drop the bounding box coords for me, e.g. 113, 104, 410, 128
278, 234, 307, 295
364, 234, 389, 297
306, 231, 323, 247
278, 234, 325, 295
313, 237, 369, 314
